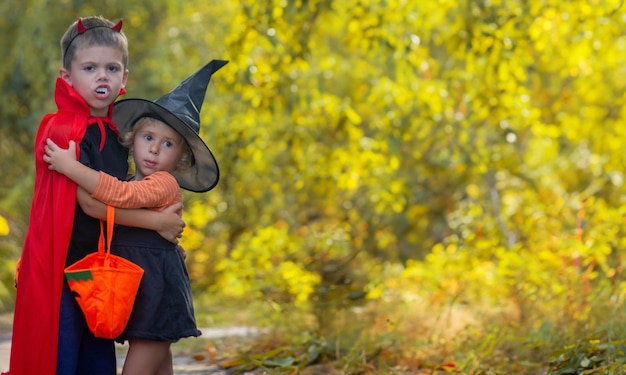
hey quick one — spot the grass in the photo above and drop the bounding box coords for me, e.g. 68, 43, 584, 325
181, 294, 626, 374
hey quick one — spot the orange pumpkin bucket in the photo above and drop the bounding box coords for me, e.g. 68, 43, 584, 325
64, 205, 144, 339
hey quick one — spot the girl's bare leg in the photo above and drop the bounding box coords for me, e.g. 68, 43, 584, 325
156, 348, 173, 375
121, 339, 172, 375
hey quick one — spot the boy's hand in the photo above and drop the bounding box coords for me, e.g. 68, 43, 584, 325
157, 202, 185, 244
43, 138, 77, 175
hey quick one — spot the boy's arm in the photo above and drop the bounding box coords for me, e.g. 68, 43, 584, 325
77, 188, 184, 244
44, 139, 99, 193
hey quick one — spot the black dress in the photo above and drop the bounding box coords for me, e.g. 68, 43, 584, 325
111, 225, 201, 342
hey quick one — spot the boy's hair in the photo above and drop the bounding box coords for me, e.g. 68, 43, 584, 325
121, 117, 194, 173
60, 16, 129, 70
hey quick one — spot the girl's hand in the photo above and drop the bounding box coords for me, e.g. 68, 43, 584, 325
43, 138, 77, 174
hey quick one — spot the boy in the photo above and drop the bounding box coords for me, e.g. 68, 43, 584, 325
4, 16, 184, 375
44, 60, 227, 374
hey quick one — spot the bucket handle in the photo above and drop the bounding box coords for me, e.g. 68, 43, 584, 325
98, 205, 115, 267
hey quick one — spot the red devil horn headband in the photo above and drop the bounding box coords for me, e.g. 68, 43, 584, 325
76, 18, 123, 33
63, 18, 123, 63
77, 19, 87, 33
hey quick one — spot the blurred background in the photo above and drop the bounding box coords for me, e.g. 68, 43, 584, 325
3, 0, 626, 373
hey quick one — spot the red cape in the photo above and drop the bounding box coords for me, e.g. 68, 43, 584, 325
4, 78, 124, 375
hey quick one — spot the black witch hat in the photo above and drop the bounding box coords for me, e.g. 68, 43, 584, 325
113, 59, 228, 192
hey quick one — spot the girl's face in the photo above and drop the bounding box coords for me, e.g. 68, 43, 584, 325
131, 119, 185, 180
59, 45, 128, 117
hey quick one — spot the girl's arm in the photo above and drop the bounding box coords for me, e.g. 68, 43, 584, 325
77, 188, 184, 244
49, 138, 184, 242
45, 138, 177, 209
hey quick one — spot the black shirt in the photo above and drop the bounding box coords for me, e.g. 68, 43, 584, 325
65, 123, 128, 266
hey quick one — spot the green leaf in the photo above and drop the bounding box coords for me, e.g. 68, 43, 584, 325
263, 357, 296, 367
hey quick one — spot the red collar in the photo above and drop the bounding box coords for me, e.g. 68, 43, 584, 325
54, 78, 126, 150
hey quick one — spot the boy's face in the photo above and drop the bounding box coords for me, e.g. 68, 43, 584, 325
59, 45, 128, 117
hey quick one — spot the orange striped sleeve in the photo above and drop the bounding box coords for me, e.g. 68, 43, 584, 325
91, 171, 181, 210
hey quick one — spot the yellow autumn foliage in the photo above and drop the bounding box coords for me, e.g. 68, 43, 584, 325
4, 0, 626, 349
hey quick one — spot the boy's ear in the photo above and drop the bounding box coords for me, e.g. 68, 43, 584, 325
121, 69, 129, 88
59, 68, 72, 85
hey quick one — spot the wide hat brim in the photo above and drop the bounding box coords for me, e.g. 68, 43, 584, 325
113, 99, 219, 192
